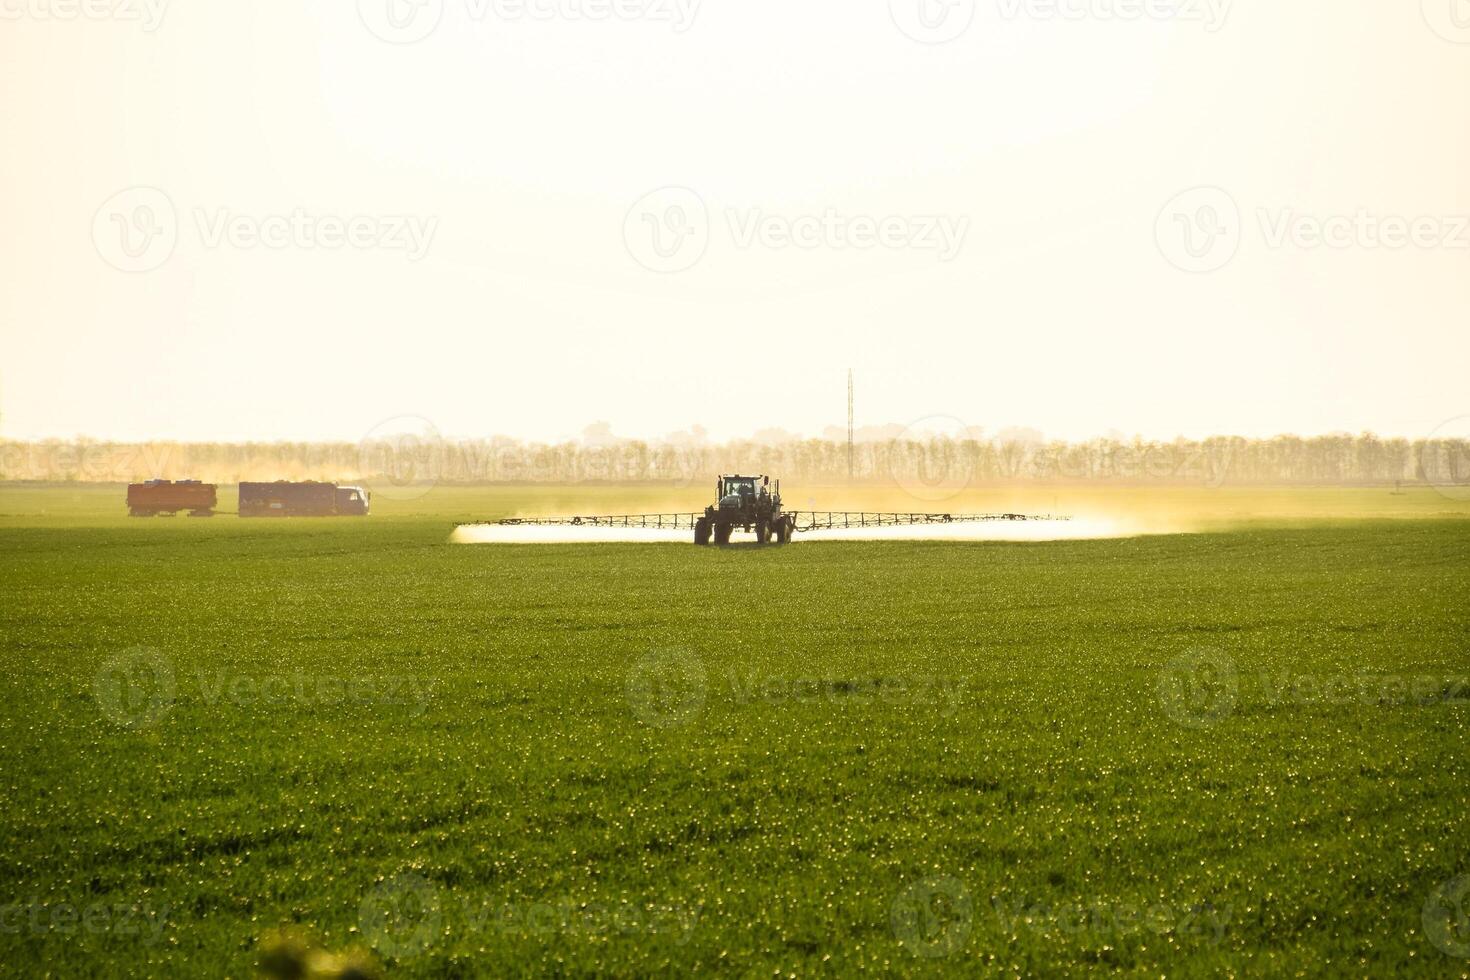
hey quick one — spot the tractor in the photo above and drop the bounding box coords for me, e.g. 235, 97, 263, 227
694, 475, 797, 545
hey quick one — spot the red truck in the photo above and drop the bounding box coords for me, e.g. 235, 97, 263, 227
238, 481, 370, 518
127, 480, 217, 517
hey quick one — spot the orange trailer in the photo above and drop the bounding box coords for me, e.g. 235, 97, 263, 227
126, 480, 217, 517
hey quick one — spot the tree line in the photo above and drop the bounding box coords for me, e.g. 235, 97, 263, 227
2, 432, 1466, 488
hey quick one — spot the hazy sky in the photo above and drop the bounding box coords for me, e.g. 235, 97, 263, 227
2, 1, 1467, 444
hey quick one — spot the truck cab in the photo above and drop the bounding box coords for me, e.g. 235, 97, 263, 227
335, 486, 370, 516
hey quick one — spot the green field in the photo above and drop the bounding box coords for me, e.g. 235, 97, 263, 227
1, 484, 1468, 977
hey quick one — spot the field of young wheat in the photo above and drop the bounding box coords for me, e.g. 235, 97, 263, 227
0, 484, 1467, 977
